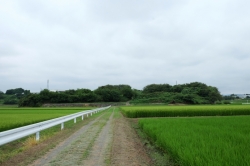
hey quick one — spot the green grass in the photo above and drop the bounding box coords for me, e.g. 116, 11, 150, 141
121, 105, 250, 118
139, 116, 250, 166
0, 107, 94, 132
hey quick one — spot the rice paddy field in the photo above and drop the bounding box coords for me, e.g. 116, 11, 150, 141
138, 116, 250, 166
0, 107, 94, 132
121, 105, 250, 165
121, 105, 250, 118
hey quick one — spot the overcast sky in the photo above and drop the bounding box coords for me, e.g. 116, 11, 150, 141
0, 0, 249, 94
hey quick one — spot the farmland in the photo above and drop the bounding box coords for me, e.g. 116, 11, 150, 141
0, 107, 154, 166
120, 105, 250, 165
2, 104, 250, 165
138, 116, 250, 166
121, 105, 250, 118
0, 107, 94, 132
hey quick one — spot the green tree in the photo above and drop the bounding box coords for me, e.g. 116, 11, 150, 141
18, 94, 41, 107
207, 87, 222, 104
171, 85, 183, 93
121, 87, 133, 100
143, 84, 172, 93
64, 89, 76, 95
0, 91, 4, 99
5, 89, 15, 95
3, 95, 18, 104
132, 89, 142, 99
6, 88, 24, 95
76, 88, 92, 95
39, 89, 52, 102
94, 89, 121, 102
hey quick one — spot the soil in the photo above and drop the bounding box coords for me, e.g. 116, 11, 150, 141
1, 109, 166, 166
111, 115, 153, 166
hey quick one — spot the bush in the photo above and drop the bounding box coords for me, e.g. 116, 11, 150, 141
215, 101, 222, 104
223, 101, 231, 104
3, 98, 18, 104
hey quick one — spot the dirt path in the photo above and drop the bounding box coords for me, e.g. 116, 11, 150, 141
29, 110, 113, 166
111, 114, 153, 166
81, 109, 113, 166
4, 108, 154, 166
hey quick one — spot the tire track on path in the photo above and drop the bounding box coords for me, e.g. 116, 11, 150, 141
29, 110, 113, 166
111, 112, 153, 166
81, 109, 114, 166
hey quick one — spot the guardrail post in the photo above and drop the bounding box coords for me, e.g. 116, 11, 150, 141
87, 114, 88, 117
36, 132, 40, 141
82, 115, 84, 120
61, 123, 64, 130
74, 118, 76, 123
91, 112, 92, 116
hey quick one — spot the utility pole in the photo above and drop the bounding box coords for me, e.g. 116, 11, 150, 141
47, 80, 49, 90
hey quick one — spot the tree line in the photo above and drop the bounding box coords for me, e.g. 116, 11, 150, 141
0, 88, 30, 104
18, 85, 134, 107
2, 82, 223, 107
132, 82, 222, 104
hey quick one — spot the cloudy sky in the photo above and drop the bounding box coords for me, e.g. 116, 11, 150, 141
0, 0, 249, 94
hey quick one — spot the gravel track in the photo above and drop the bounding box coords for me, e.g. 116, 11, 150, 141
111, 114, 153, 166
81, 110, 113, 166
30, 110, 113, 166
26, 108, 154, 166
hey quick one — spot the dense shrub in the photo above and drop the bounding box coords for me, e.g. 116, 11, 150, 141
223, 101, 231, 104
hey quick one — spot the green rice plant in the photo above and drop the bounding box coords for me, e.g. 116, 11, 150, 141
0, 107, 94, 132
120, 105, 250, 118
0, 108, 109, 164
139, 116, 250, 166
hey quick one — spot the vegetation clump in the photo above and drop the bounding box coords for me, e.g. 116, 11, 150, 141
0, 88, 30, 105
17, 82, 222, 107
131, 82, 222, 104
0, 82, 225, 107
18, 85, 134, 107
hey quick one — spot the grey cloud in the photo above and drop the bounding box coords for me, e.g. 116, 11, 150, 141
0, 0, 249, 94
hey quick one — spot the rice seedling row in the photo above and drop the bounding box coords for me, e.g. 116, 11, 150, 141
138, 116, 250, 166
121, 105, 250, 118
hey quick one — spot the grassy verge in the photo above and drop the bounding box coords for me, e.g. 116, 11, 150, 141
129, 119, 177, 166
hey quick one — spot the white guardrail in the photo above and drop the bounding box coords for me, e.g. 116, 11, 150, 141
0, 106, 111, 146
